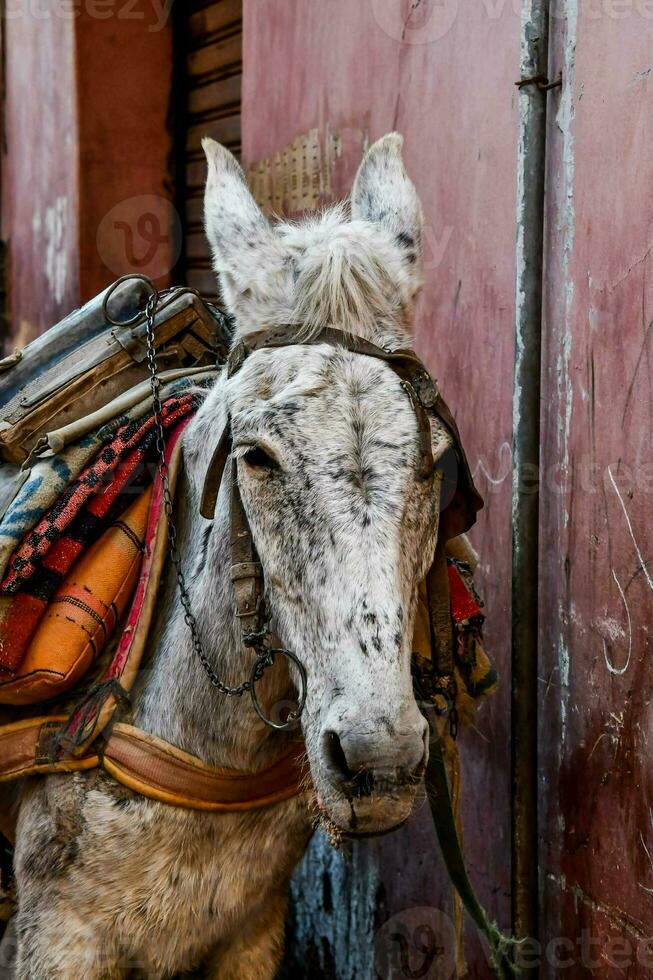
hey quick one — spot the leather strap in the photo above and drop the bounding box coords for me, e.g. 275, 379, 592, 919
425, 728, 518, 978
0, 717, 98, 782
0, 717, 306, 811
101, 723, 305, 811
427, 543, 454, 676
229, 459, 266, 644
200, 425, 231, 520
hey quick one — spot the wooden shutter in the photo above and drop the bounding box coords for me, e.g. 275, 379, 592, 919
181, 0, 242, 300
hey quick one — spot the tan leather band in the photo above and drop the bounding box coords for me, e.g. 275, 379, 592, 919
101, 723, 306, 811
0, 717, 99, 782
0, 718, 306, 810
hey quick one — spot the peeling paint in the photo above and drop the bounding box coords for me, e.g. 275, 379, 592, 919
247, 127, 346, 215
43, 197, 70, 306
554, 0, 578, 747
282, 834, 379, 980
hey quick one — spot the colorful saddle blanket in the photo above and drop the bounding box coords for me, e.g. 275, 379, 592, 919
0, 385, 205, 706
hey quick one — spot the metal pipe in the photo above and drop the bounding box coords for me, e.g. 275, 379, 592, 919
512, 0, 551, 955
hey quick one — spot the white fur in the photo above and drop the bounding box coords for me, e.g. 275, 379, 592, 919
203, 134, 424, 343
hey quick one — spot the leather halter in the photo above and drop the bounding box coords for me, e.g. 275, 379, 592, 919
199, 326, 483, 715
202, 327, 481, 522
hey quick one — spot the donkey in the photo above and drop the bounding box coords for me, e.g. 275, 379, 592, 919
9, 133, 442, 978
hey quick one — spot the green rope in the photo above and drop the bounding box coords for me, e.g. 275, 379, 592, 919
425, 728, 523, 979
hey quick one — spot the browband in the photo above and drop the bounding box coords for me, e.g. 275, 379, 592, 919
200, 325, 483, 539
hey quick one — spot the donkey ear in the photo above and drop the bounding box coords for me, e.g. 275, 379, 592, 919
351, 133, 424, 271
203, 138, 285, 327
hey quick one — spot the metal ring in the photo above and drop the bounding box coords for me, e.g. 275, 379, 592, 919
102, 274, 159, 328
250, 648, 307, 731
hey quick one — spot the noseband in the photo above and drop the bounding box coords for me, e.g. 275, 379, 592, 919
197, 326, 483, 731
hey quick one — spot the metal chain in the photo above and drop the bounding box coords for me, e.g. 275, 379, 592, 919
144, 290, 260, 698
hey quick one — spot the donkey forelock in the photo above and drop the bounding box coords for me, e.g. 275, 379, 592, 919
202, 133, 424, 346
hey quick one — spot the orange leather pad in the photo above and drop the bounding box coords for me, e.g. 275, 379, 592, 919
0, 487, 151, 705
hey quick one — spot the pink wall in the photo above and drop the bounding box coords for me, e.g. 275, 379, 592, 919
1, 3, 175, 348
244, 3, 653, 975
76, 5, 177, 301
541, 9, 653, 975
1, 9, 80, 346
243, 1, 519, 972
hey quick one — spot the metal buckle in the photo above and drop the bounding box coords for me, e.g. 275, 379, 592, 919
234, 594, 266, 620
249, 648, 307, 731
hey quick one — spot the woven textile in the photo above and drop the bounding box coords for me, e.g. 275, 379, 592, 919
0, 487, 152, 704
0, 393, 198, 675
0, 376, 204, 582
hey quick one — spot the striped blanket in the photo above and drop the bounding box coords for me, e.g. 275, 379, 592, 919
0, 390, 201, 692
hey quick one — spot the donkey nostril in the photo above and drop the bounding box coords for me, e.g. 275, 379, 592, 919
323, 730, 353, 780
324, 731, 378, 796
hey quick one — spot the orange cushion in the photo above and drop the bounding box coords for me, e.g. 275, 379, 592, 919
0, 487, 151, 705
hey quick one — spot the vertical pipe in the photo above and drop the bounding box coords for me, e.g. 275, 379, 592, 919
512, 0, 550, 954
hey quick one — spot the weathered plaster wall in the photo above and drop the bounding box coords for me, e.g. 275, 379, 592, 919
1, 5, 80, 346
243, 2, 520, 975
1, 1, 175, 349
76, 3, 176, 301
540, 4, 653, 974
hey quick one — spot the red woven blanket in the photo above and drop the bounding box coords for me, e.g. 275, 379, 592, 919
0, 393, 198, 675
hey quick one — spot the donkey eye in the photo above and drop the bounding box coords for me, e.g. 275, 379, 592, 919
242, 446, 279, 471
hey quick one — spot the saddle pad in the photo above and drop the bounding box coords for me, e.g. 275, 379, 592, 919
0, 391, 197, 676
0, 487, 151, 705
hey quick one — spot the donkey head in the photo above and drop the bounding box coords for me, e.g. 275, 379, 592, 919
196, 135, 441, 835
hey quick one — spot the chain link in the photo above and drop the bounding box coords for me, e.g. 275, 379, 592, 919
144, 291, 260, 698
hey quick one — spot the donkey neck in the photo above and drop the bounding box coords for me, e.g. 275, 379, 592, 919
131, 465, 293, 773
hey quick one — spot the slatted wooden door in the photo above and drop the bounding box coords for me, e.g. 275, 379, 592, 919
181, 0, 243, 301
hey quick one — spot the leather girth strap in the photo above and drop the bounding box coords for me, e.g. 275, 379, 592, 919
102, 724, 305, 811
0, 718, 305, 812
0, 716, 99, 782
